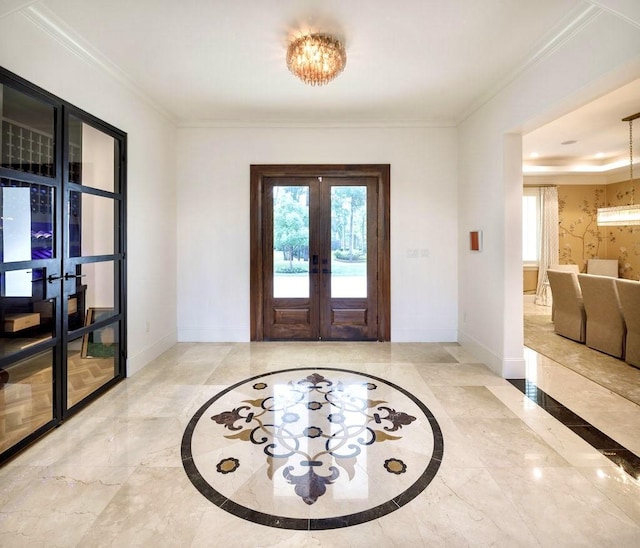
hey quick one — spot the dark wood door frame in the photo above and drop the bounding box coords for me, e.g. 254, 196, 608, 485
250, 164, 390, 341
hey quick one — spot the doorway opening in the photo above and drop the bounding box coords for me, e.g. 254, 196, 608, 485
250, 165, 390, 341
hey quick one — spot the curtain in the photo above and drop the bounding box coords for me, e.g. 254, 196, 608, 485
535, 186, 559, 306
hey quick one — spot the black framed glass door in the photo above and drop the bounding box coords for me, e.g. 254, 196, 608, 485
61, 112, 124, 410
0, 68, 126, 463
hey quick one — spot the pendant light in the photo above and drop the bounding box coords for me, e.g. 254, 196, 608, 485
597, 112, 640, 226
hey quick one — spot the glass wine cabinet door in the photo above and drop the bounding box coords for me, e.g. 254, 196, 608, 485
0, 72, 126, 462
64, 115, 123, 410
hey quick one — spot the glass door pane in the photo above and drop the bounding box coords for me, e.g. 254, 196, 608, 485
272, 186, 309, 298
0, 179, 57, 353
0, 349, 54, 454
67, 323, 118, 408
0, 79, 59, 462
65, 265, 119, 409
0, 268, 54, 359
1, 179, 55, 262
330, 186, 367, 298
1, 84, 56, 178
320, 179, 378, 341
264, 180, 316, 340
68, 116, 118, 192
69, 193, 115, 258
64, 116, 121, 411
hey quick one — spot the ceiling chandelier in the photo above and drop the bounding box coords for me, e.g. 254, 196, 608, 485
286, 33, 346, 86
597, 111, 640, 226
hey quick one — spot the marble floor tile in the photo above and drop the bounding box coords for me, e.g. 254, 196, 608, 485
1, 341, 639, 547
488, 465, 640, 546
416, 361, 512, 387
454, 416, 571, 468
406, 467, 540, 546
77, 466, 211, 548
430, 385, 520, 419
576, 466, 640, 524
488, 386, 620, 469
0, 463, 135, 547
442, 344, 480, 363
522, 347, 640, 456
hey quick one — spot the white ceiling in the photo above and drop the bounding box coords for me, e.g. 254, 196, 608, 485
523, 78, 640, 176
26, 0, 586, 124
5, 0, 640, 173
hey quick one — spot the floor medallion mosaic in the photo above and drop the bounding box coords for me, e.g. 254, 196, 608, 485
182, 367, 444, 529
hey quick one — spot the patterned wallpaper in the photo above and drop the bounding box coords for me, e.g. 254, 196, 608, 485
601, 178, 640, 280
557, 179, 640, 280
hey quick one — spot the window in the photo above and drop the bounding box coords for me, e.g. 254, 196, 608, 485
522, 188, 540, 265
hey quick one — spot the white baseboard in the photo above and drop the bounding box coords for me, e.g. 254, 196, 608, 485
177, 327, 249, 342
126, 331, 177, 377
458, 330, 526, 379
391, 328, 458, 342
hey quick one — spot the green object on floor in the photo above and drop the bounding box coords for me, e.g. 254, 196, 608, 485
85, 343, 116, 358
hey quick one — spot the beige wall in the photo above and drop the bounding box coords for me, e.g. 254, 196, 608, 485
601, 178, 640, 280
523, 268, 538, 294
557, 184, 607, 272
526, 179, 640, 281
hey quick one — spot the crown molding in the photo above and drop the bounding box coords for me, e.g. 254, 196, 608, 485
19, 5, 452, 130
21, 4, 178, 125
523, 158, 637, 177
0, 0, 39, 20
523, 173, 608, 185
178, 118, 458, 129
588, 0, 640, 30
457, 4, 603, 124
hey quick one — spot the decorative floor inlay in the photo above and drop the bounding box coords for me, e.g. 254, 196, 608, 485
182, 367, 443, 529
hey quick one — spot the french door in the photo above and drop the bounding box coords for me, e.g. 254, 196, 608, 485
251, 165, 390, 341
0, 68, 126, 463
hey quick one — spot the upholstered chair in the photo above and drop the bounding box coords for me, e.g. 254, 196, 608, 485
546, 269, 586, 343
615, 279, 640, 368
578, 274, 626, 358
586, 259, 619, 277
547, 264, 579, 320
549, 264, 580, 273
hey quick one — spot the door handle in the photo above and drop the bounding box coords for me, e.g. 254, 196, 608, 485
321, 258, 331, 274
64, 273, 87, 280
47, 274, 63, 283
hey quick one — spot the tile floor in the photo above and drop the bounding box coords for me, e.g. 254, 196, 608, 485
1, 341, 639, 547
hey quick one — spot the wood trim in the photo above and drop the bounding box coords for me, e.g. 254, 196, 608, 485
249, 166, 264, 341
377, 164, 391, 341
250, 164, 391, 341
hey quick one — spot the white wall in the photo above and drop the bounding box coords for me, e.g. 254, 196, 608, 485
0, 11, 178, 375
176, 126, 458, 342
458, 7, 640, 377
5, 3, 637, 379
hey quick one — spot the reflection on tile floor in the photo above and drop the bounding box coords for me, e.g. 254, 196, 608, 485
1, 342, 639, 546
